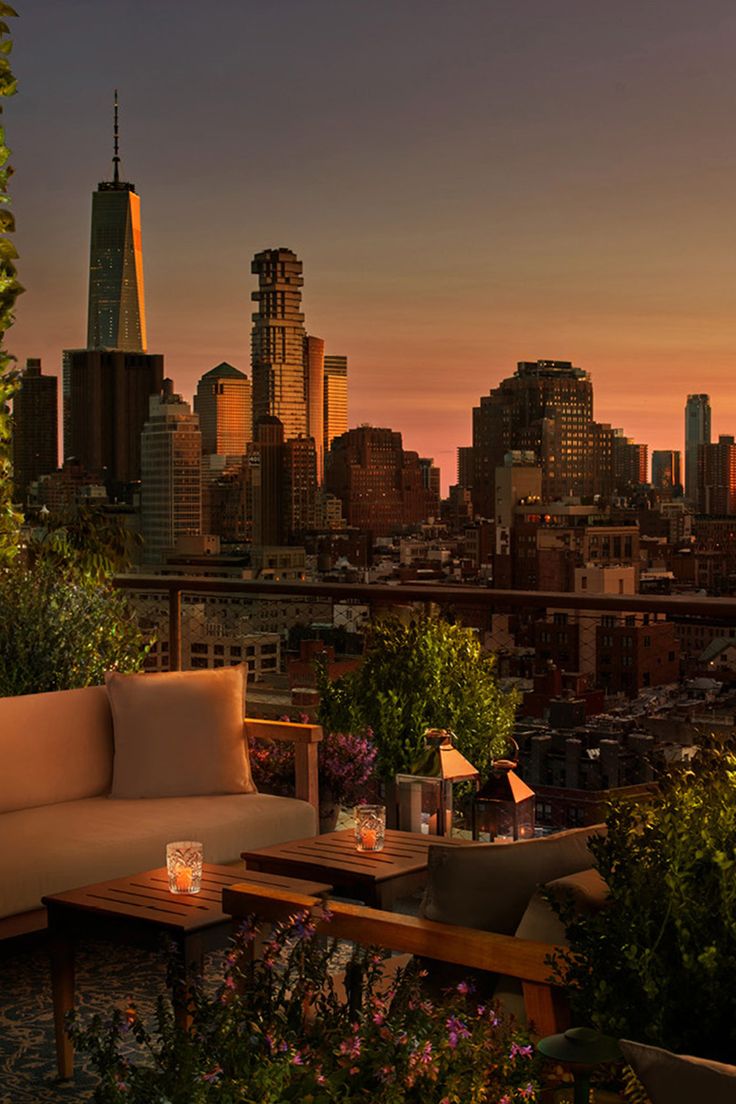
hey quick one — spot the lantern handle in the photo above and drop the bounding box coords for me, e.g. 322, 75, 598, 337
492, 735, 520, 770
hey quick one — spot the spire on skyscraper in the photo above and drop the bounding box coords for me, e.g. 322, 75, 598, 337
113, 89, 120, 185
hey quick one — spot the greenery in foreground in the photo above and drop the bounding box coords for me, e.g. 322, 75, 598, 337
318, 615, 519, 783
551, 737, 736, 1063
0, 4, 22, 566
70, 909, 540, 1103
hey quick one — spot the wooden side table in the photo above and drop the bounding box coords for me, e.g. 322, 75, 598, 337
241, 828, 474, 909
43, 863, 332, 1079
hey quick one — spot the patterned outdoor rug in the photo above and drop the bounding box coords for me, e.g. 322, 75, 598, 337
0, 936, 222, 1103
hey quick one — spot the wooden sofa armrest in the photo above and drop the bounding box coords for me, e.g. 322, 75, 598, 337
244, 718, 323, 814
222, 882, 568, 1036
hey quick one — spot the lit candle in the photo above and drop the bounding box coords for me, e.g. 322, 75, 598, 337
360, 826, 378, 850
175, 866, 193, 892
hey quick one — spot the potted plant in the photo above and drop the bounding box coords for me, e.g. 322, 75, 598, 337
69, 908, 542, 1102
249, 724, 378, 832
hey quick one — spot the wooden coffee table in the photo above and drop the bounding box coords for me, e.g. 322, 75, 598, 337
43, 863, 332, 1079
241, 828, 473, 910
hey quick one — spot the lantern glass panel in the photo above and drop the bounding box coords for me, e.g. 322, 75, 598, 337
395, 775, 446, 835
473, 795, 536, 842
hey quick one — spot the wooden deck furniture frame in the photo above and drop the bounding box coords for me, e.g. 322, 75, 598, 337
241, 828, 472, 909
222, 881, 570, 1037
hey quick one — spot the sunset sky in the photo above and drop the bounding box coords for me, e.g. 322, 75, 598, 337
10, 1, 736, 490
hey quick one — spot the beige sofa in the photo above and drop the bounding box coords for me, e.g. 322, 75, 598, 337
0, 682, 320, 936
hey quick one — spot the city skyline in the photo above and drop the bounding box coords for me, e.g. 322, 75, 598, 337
11, 1, 736, 490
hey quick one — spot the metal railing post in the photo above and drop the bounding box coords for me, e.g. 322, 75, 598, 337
168, 585, 182, 672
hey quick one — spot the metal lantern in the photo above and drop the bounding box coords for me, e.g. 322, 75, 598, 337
472, 738, 535, 842
395, 728, 479, 837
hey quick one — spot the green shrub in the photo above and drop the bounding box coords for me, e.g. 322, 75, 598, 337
0, 560, 151, 696
317, 615, 518, 782
550, 739, 736, 1062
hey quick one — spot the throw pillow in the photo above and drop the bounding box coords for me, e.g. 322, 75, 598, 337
620, 1039, 736, 1104
422, 824, 605, 935
106, 665, 256, 799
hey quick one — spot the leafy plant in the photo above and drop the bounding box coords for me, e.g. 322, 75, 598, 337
0, 5, 22, 567
550, 738, 736, 1062
0, 558, 152, 696
249, 726, 378, 809
317, 615, 519, 782
28, 504, 141, 580
69, 908, 541, 1103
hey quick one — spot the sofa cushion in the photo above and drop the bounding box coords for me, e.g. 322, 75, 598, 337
107, 666, 255, 799
620, 1040, 736, 1104
0, 793, 317, 918
422, 824, 604, 936
516, 866, 610, 943
0, 685, 113, 814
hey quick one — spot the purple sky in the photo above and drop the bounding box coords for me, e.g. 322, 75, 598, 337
10, 1, 736, 490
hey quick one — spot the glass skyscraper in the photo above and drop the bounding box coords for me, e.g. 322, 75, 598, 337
86, 95, 147, 352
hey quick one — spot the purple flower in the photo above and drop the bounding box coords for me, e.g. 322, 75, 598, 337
446, 1015, 471, 1048
510, 1041, 533, 1060
201, 1065, 222, 1083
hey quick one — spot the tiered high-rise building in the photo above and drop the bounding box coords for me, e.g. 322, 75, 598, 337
140, 392, 202, 562
251, 249, 307, 440
472, 360, 593, 516
12, 358, 58, 503
64, 96, 163, 495
685, 394, 711, 503
194, 362, 252, 456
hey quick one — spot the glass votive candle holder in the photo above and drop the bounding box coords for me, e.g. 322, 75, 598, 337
166, 840, 204, 894
354, 805, 386, 852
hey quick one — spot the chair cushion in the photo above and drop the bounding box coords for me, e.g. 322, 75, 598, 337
422, 824, 604, 936
106, 666, 255, 798
0, 685, 113, 813
0, 792, 316, 918
620, 1040, 736, 1104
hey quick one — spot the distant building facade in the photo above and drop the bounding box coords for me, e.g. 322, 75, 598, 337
140, 393, 202, 562
12, 358, 57, 503
305, 336, 325, 483
323, 354, 348, 456
195, 362, 252, 456
326, 425, 440, 537
62, 349, 164, 492
652, 450, 682, 495
697, 435, 736, 516
685, 394, 711, 503
472, 360, 593, 515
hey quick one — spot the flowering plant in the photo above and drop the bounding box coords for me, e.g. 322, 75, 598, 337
69, 908, 540, 1103
249, 723, 378, 810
